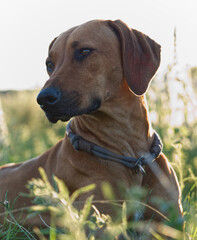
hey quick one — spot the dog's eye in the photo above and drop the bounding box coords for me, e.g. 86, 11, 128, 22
75, 48, 94, 62
46, 61, 54, 73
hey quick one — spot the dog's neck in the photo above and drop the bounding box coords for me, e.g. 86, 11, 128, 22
69, 85, 154, 159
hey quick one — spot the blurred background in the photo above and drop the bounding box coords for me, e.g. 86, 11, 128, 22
0, 0, 196, 234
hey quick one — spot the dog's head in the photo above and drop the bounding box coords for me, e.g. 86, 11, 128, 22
37, 20, 160, 123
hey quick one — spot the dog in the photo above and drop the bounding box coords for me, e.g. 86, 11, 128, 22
0, 20, 183, 232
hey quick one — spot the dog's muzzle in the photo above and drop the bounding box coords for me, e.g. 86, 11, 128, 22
37, 87, 101, 123
37, 87, 68, 123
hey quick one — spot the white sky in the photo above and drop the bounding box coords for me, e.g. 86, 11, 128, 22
0, 0, 196, 90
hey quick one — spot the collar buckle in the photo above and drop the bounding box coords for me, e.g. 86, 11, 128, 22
134, 157, 146, 175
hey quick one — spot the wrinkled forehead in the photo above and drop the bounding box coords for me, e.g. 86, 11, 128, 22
50, 20, 118, 53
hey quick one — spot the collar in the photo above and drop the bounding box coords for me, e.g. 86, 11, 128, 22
66, 120, 163, 175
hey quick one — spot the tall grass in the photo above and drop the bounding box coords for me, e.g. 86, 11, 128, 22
0, 66, 197, 239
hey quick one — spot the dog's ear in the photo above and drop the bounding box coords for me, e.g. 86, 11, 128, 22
108, 20, 161, 96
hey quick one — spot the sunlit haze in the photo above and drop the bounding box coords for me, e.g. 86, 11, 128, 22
0, 0, 196, 90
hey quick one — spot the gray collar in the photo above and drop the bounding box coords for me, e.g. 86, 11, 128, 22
66, 120, 163, 175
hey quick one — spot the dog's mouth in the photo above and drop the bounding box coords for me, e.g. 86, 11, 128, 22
45, 99, 101, 123
44, 112, 71, 123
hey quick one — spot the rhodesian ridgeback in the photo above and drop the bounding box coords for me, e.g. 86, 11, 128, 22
0, 19, 183, 233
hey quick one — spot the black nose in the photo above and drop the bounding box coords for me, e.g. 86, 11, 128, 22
37, 87, 61, 108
